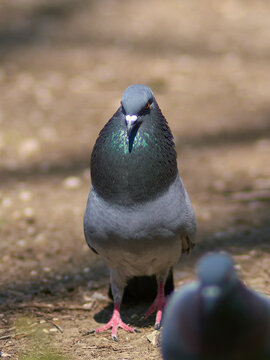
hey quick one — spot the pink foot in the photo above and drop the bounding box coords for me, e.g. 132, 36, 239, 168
144, 281, 166, 330
92, 303, 139, 341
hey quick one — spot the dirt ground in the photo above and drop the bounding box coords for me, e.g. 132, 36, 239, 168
0, 0, 270, 359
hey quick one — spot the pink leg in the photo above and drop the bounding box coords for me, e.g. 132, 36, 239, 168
144, 280, 166, 329
93, 302, 138, 341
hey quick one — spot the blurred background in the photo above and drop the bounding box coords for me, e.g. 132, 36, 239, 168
0, 0, 270, 358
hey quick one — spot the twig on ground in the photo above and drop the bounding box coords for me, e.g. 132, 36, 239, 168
48, 320, 64, 333
0, 334, 14, 340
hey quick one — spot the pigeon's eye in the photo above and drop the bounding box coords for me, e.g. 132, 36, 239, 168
145, 101, 150, 110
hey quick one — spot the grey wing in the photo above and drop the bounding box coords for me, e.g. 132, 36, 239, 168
83, 190, 99, 255
178, 175, 197, 254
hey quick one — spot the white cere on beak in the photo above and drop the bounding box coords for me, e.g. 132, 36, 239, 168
202, 285, 221, 299
125, 115, 138, 136
125, 114, 138, 123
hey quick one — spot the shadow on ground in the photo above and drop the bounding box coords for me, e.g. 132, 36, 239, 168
1, 214, 269, 308
1, 113, 270, 186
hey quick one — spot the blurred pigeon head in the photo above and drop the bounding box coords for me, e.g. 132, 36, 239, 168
197, 252, 238, 310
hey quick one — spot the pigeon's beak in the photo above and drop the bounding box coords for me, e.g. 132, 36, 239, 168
125, 115, 138, 137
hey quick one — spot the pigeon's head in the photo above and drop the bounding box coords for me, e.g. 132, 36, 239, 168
197, 253, 238, 310
121, 84, 155, 137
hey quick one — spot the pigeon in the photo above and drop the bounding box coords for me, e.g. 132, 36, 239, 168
161, 252, 270, 360
84, 84, 196, 341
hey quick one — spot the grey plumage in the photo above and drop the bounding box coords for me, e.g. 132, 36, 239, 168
84, 84, 196, 340
161, 252, 270, 360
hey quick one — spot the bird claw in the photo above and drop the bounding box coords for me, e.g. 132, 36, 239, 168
92, 306, 139, 340
144, 288, 166, 329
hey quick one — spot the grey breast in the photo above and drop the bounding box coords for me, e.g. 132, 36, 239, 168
84, 173, 196, 259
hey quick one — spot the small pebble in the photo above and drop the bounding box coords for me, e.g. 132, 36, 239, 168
23, 207, 35, 221
2, 198, 12, 208
82, 302, 93, 309
17, 239, 26, 247
63, 176, 82, 190
19, 138, 40, 158
19, 190, 33, 202
83, 294, 93, 302
91, 292, 108, 302
0, 351, 12, 358
49, 328, 58, 332
146, 330, 159, 346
